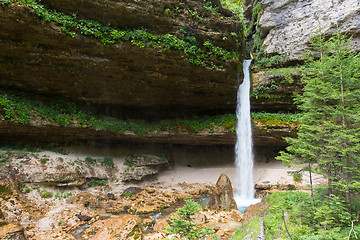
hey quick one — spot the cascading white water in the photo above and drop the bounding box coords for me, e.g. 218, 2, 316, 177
234, 58, 260, 211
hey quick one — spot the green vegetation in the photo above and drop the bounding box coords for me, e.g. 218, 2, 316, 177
251, 80, 279, 99
0, 144, 68, 155
1, 0, 238, 68
277, 32, 360, 202
54, 192, 72, 200
166, 199, 213, 239
202, 0, 220, 16
85, 156, 97, 163
39, 157, 49, 164
220, 0, 244, 20
272, 32, 360, 238
0, 89, 299, 134
245, 2, 262, 38
232, 216, 261, 240
40, 190, 53, 198
88, 179, 107, 187
101, 157, 114, 167
123, 192, 132, 198
265, 191, 358, 239
251, 112, 300, 124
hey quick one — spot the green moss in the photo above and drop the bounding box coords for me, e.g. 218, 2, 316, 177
0, 185, 13, 195
4, 0, 239, 69
88, 179, 107, 187
0, 90, 300, 134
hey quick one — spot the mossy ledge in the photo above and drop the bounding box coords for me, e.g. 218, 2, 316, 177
0, 91, 298, 146
1, 0, 240, 69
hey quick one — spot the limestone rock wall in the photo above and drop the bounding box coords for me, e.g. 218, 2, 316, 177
0, 1, 242, 119
258, 0, 360, 60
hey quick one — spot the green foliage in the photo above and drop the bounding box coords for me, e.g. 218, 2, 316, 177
40, 190, 53, 198
166, 199, 213, 239
40, 157, 49, 164
202, 0, 220, 15
255, 55, 288, 69
85, 156, 97, 163
251, 112, 300, 123
88, 179, 107, 187
4, 0, 238, 68
232, 216, 261, 240
54, 192, 72, 200
101, 157, 114, 167
276, 31, 360, 202
0, 91, 32, 124
245, 3, 262, 38
251, 80, 278, 98
220, 0, 244, 20
262, 191, 356, 239
123, 192, 132, 198
0, 90, 300, 135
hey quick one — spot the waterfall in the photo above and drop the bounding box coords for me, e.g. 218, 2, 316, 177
234, 58, 260, 211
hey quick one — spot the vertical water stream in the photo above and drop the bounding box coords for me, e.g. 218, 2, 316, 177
234, 59, 260, 211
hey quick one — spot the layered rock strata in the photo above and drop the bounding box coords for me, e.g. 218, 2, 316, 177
0, 1, 242, 118
258, 0, 360, 61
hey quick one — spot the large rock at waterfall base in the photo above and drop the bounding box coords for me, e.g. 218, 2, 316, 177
207, 173, 237, 211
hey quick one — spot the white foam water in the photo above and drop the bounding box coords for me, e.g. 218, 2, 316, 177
234, 59, 261, 211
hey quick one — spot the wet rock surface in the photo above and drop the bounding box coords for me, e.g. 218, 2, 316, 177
0, 120, 296, 147
0, 1, 241, 119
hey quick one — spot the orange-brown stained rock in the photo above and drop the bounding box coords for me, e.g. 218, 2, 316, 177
87, 215, 142, 240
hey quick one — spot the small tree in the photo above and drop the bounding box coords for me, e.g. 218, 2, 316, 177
166, 199, 213, 240
276, 30, 360, 205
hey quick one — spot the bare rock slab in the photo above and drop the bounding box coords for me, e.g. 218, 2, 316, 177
122, 155, 169, 182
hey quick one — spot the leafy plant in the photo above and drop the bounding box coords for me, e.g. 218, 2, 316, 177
85, 156, 97, 163
40, 190, 53, 198
88, 179, 107, 187
101, 157, 114, 167
166, 199, 213, 239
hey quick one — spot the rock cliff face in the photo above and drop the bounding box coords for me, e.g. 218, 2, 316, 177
0, 120, 296, 147
0, 1, 242, 119
258, 0, 360, 61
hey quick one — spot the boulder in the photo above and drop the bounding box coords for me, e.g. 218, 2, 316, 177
207, 173, 237, 211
